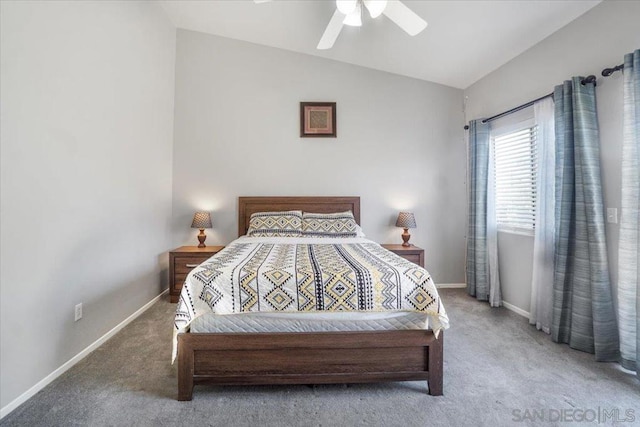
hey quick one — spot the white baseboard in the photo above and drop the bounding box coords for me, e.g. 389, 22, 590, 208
0, 289, 169, 420
502, 300, 530, 318
435, 283, 466, 289
435, 284, 529, 318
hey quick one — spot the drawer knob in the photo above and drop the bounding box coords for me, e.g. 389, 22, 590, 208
185, 264, 199, 268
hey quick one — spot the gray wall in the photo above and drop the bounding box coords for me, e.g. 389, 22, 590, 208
0, 1, 176, 410
464, 0, 640, 313
171, 30, 467, 283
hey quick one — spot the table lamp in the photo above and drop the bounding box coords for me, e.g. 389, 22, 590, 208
395, 212, 416, 247
191, 211, 212, 248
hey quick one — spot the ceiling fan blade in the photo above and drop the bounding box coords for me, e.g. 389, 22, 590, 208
317, 9, 345, 50
382, 0, 427, 36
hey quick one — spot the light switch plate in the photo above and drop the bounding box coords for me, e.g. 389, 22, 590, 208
607, 208, 618, 224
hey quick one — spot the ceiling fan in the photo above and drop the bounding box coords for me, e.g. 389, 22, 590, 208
254, 0, 428, 50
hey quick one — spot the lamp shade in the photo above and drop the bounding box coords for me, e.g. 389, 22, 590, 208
395, 212, 416, 229
191, 211, 212, 229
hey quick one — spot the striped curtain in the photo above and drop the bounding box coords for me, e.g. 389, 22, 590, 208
552, 77, 619, 361
618, 49, 640, 375
466, 120, 501, 306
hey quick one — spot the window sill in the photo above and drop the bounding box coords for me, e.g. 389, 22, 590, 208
497, 228, 534, 237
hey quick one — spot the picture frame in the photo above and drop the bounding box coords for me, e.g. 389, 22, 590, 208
300, 102, 337, 138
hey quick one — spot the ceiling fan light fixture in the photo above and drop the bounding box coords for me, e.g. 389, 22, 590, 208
315, 0, 427, 50
343, 2, 362, 27
364, 0, 387, 19
336, 0, 357, 15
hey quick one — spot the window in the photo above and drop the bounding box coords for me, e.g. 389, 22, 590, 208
492, 125, 538, 234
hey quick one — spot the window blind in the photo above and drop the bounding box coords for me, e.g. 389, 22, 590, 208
493, 126, 538, 233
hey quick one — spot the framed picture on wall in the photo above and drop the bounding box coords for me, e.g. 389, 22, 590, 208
300, 102, 336, 138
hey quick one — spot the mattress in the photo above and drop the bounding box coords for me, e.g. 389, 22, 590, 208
191, 310, 430, 333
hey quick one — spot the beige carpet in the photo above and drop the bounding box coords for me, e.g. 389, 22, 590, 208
1, 288, 637, 426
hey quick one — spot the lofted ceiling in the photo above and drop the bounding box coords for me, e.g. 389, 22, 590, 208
159, 0, 601, 89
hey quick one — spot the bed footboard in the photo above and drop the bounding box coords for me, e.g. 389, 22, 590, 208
177, 330, 443, 401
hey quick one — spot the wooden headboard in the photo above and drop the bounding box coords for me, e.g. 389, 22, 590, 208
238, 196, 361, 237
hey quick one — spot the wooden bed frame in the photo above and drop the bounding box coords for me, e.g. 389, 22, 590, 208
177, 196, 444, 400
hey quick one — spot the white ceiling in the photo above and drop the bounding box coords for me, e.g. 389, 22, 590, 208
160, 0, 601, 89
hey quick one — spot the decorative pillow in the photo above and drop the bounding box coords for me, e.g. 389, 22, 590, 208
302, 211, 358, 237
247, 210, 303, 237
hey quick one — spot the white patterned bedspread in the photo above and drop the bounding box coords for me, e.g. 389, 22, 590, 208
173, 236, 449, 360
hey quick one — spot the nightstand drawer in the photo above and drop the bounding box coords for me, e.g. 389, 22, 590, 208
170, 246, 225, 303
400, 254, 421, 265
380, 244, 425, 268
174, 256, 210, 273
174, 273, 189, 287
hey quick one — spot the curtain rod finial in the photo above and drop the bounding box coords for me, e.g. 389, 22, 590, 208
602, 64, 624, 77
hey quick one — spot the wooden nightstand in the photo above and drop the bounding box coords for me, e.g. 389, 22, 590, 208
169, 246, 224, 303
381, 244, 425, 268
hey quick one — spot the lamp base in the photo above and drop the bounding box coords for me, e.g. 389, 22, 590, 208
401, 228, 411, 247
197, 229, 207, 248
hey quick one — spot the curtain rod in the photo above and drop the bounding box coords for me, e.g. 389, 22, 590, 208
463, 75, 596, 130
602, 63, 624, 77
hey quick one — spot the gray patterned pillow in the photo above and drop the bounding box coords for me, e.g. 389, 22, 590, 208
247, 210, 303, 237
302, 211, 358, 237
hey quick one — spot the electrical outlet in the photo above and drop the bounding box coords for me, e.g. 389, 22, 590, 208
74, 303, 83, 321
607, 208, 618, 224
